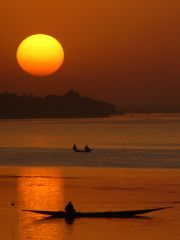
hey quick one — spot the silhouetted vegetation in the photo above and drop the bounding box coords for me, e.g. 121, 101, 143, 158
0, 90, 117, 118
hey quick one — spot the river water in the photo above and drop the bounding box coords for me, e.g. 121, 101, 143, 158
0, 114, 180, 239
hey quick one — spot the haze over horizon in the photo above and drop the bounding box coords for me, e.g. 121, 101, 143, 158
1, 1, 180, 110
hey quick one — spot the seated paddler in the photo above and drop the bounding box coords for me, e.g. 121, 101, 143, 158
73, 144, 77, 152
64, 201, 76, 215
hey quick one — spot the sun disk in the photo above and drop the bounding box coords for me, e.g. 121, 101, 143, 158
16, 34, 64, 76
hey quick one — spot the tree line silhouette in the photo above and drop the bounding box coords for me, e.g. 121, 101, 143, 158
0, 90, 117, 118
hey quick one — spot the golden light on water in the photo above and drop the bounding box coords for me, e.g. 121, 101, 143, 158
17, 168, 65, 239
17, 168, 64, 211
16, 34, 64, 76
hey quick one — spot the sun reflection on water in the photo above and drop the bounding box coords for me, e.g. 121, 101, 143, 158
17, 167, 65, 240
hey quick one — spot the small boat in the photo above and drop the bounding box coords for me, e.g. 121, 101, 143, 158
73, 144, 93, 153
73, 148, 93, 153
23, 207, 170, 218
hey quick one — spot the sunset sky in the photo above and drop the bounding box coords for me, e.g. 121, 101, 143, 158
0, 0, 180, 109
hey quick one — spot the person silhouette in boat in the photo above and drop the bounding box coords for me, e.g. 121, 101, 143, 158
65, 201, 76, 215
85, 145, 90, 152
73, 144, 77, 152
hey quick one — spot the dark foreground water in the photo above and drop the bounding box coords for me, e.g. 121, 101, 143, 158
0, 148, 180, 168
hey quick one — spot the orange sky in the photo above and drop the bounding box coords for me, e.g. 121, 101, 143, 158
0, 0, 180, 108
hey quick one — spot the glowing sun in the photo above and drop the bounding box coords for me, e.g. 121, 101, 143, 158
17, 34, 64, 76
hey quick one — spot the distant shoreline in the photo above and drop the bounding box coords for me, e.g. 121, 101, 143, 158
0, 114, 118, 119
0, 90, 117, 118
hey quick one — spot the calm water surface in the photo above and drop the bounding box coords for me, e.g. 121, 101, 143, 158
0, 114, 180, 239
0, 167, 179, 240
0, 113, 180, 150
0, 113, 180, 168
